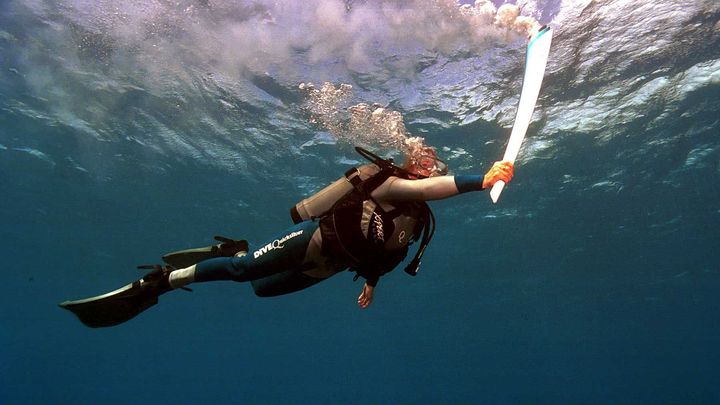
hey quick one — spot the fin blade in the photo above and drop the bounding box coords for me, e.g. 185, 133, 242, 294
59, 281, 159, 328
162, 246, 216, 268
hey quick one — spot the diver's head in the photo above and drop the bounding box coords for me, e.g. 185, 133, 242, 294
403, 144, 448, 179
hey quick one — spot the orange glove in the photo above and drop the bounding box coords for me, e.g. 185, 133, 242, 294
482, 161, 514, 189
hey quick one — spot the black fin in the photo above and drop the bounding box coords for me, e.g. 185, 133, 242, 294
59, 280, 159, 328
162, 237, 248, 268
162, 246, 217, 268
59, 266, 174, 328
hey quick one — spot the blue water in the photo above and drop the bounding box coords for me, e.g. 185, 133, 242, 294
1, 1, 719, 404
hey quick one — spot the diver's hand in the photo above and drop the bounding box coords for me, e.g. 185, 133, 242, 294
483, 161, 514, 189
358, 283, 374, 309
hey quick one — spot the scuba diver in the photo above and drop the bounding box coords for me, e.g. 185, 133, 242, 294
60, 144, 514, 327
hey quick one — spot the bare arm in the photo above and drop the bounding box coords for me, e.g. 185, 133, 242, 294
371, 161, 515, 202
372, 175, 462, 202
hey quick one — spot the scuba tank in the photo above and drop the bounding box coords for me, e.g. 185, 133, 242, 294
290, 163, 381, 224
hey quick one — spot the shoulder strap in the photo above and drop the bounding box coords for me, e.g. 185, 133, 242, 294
343, 163, 395, 198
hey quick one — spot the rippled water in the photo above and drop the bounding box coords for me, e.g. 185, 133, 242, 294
1, 1, 719, 404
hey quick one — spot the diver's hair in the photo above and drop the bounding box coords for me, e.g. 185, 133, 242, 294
401, 136, 446, 177
402, 136, 433, 161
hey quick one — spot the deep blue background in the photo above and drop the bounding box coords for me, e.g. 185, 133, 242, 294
2, 107, 719, 404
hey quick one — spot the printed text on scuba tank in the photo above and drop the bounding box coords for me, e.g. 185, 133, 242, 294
253, 230, 304, 259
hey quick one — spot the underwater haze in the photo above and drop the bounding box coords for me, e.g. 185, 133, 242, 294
2, 0, 720, 404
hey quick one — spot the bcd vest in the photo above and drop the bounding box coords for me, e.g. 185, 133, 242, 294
291, 147, 436, 277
